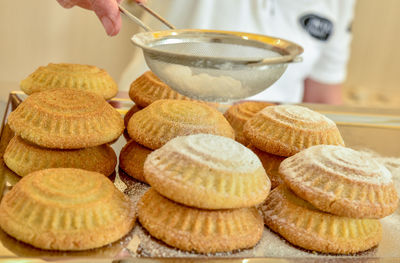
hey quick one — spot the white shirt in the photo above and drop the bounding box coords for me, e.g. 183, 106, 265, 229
119, 0, 355, 103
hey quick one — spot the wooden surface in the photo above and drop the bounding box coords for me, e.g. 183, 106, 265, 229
343, 0, 400, 108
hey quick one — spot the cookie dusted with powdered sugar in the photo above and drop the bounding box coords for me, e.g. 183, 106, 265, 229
243, 105, 344, 156
144, 134, 270, 209
280, 145, 398, 219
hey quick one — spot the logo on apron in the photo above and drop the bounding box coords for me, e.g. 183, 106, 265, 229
300, 14, 333, 41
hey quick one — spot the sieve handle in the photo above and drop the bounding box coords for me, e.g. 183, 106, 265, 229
247, 55, 303, 66
119, 3, 176, 32
119, 5, 152, 31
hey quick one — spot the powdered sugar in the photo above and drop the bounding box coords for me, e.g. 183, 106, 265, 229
149, 134, 262, 173
285, 145, 394, 185
261, 104, 336, 126
156, 63, 246, 102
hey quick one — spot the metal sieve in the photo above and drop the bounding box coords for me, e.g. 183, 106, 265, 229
120, 4, 303, 103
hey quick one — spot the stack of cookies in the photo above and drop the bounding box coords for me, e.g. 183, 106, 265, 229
4, 88, 124, 177
223, 101, 274, 145
223, 102, 398, 254
240, 104, 345, 189
119, 99, 234, 183
123, 71, 219, 130
262, 145, 398, 254
129, 71, 192, 108
138, 134, 271, 253
123, 71, 191, 130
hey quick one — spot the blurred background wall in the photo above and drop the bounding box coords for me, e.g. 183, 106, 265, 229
0, 0, 399, 107
343, 0, 400, 108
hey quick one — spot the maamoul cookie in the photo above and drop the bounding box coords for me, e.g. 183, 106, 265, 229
224, 101, 273, 145
279, 145, 398, 219
261, 185, 382, 254
4, 136, 117, 177
0, 168, 136, 250
138, 188, 263, 253
119, 140, 152, 183
20, 63, 118, 100
127, 100, 234, 150
144, 134, 270, 209
8, 89, 124, 149
124, 104, 142, 128
243, 105, 344, 156
248, 145, 285, 189
129, 71, 190, 107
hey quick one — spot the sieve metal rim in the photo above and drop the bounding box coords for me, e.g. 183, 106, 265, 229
131, 29, 303, 68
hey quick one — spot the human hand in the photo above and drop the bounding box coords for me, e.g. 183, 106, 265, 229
57, 0, 122, 36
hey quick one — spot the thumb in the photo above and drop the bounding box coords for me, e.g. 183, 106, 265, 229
89, 0, 122, 36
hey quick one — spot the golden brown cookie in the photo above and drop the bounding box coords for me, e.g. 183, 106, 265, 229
129, 71, 220, 109
144, 134, 270, 209
20, 63, 118, 100
0, 168, 136, 251
138, 188, 263, 253
4, 136, 117, 177
248, 145, 285, 189
129, 71, 191, 107
224, 101, 273, 145
261, 185, 382, 254
280, 145, 398, 219
124, 104, 142, 129
119, 140, 152, 183
243, 105, 344, 156
127, 99, 234, 150
8, 89, 124, 149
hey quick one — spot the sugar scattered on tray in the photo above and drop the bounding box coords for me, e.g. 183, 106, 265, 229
118, 153, 400, 258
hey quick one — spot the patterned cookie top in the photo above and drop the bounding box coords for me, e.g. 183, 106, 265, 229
243, 104, 344, 156
155, 133, 261, 173
0, 168, 135, 250
144, 134, 270, 209
20, 63, 118, 100
127, 99, 234, 149
282, 145, 392, 185
259, 105, 336, 130
129, 71, 190, 107
280, 145, 398, 218
8, 88, 124, 149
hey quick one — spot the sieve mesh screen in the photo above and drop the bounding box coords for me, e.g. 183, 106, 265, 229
151, 42, 282, 60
